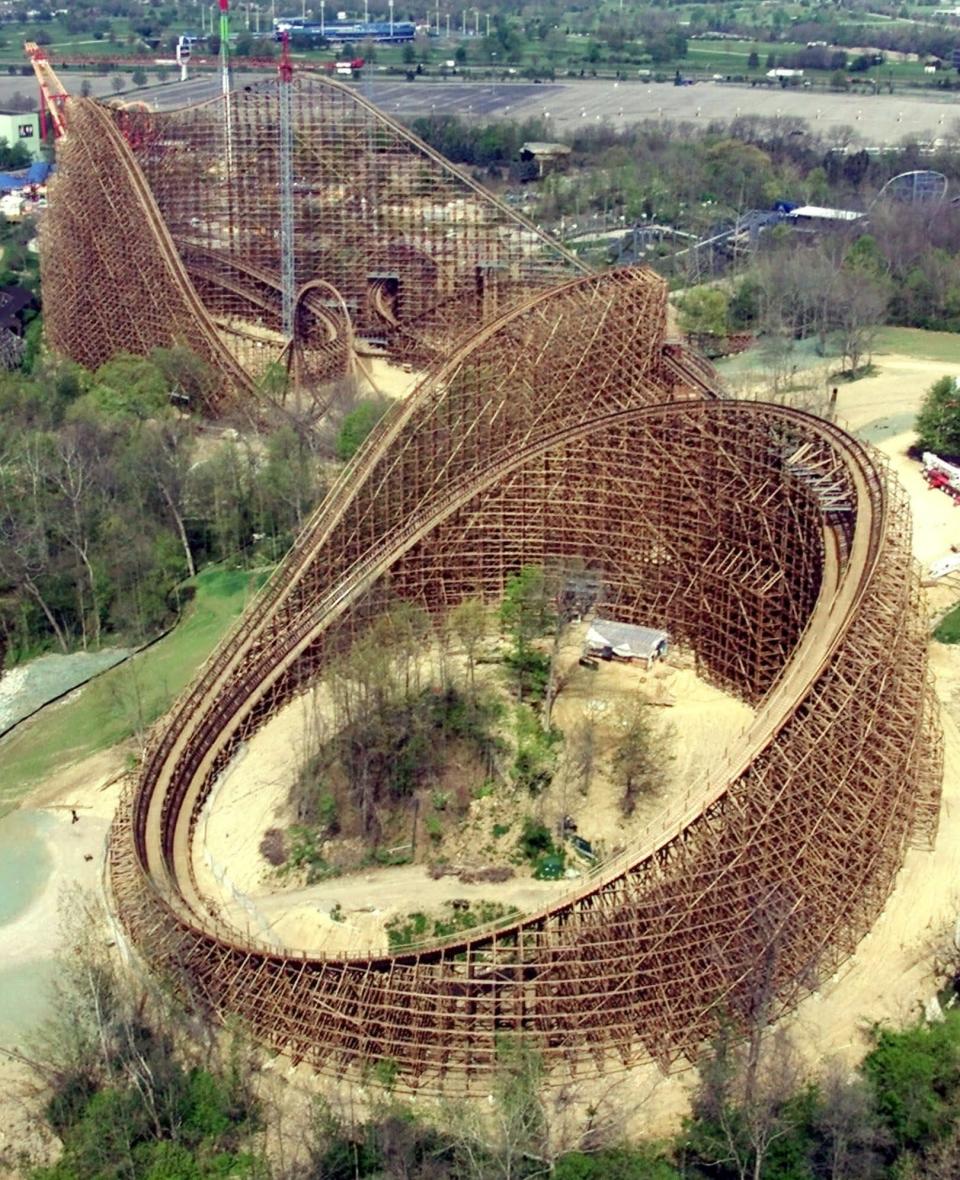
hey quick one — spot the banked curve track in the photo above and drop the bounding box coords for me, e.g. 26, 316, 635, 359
111, 269, 942, 1085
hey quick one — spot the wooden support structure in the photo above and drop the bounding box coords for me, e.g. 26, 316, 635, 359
35, 60, 587, 411
105, 265, 940, 1087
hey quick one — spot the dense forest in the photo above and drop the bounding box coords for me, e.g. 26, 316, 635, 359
0, 348, 389, 667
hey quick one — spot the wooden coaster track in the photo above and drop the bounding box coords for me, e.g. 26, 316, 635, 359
109, 267, 940, 1085
36, 64, 589, 408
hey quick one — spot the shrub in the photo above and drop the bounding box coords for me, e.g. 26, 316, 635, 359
335, 399, 387, 461
862, 1013, 960, 1151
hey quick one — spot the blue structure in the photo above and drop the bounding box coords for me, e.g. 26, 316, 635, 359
274, 17, 416, 43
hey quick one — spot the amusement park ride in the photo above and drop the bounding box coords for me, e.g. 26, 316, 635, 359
25, 24, 588, 405
21, 25, 942, 1088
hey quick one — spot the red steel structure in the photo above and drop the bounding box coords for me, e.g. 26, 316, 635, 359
107, 266, 940, 1085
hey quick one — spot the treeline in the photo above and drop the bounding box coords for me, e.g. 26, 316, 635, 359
413, 114, 960, 228
22, 908, 960, 1180
679, 212, 960, 373
0, 349, 345, 666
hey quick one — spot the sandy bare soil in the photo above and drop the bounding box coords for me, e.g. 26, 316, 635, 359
356, 355, 422, 401
0, 746, 128, 1176
193, 638, 754, 957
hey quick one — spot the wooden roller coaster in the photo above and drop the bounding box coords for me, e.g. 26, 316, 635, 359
30, 40, 940, 1083
106, 266, 940, 1085
33, 48, 588, 410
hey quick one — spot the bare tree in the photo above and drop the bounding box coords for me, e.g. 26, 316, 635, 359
832, 271, 887, 376
689, 1024, 806, 1180
135, 420, 197, 578
815, 1060, 888, 1179
449, 597, 488, 696
613, 703, 673, 817
444, 1038, 552, 1180
44, 428, 106, 649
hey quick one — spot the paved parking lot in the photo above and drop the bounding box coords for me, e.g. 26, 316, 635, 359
5, 67, 957, 144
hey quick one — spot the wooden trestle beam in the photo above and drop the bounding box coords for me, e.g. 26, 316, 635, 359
109, 267, 941, 1087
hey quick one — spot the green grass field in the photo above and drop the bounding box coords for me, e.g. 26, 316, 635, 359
0, 566, 269, 813
874, 327, 960, 365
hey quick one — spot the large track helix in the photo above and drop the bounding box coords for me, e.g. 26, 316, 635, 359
111, 268, 940, 1085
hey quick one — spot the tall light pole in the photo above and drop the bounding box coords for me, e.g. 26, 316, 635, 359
364, 0, 368, 25
320, 0, 325, 33
388, 0, 394, 36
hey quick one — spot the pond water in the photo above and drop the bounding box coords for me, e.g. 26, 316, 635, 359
0, 958, 58, 1044
0, 808, 53, 927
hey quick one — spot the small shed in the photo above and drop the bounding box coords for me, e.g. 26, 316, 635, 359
519, 142, 572, 178
585, 619, 669, 668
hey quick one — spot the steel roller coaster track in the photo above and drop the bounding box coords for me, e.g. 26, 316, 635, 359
109, 268, 941, 1086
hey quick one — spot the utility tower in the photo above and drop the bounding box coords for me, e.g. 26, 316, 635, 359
219, 0, 234, 173
278, 31, 295, 341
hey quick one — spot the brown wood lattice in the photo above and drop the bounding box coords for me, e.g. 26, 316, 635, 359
36, 61, 939, 1085
104, 267, 939, 1087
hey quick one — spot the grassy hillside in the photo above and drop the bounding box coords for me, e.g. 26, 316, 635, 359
0, 566, 269, 813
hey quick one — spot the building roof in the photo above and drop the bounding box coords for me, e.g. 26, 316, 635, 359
787, 205, 863, 221
586, 619, 668, 659
520, 142, 572, 157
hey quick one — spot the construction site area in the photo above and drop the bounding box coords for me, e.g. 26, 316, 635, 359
18, 37, 946, 1093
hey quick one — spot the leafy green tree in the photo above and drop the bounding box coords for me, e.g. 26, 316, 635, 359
728, 278, 761, 331
335, 399, 388, 462
83, 353, 170, 420
862, 1013, 960, 1153
448, 597, 487, 694
554, 1147, 679, 1179
499, 565, 555, 702
915, 375, 960, 455
676, 285, 729, 340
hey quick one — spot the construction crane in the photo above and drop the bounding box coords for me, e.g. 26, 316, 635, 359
25, 41, 70, 139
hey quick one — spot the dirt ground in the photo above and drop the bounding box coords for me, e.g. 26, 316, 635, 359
0, 746, 128, 1175
191, 636, 753, 957
356, 355, 422, 401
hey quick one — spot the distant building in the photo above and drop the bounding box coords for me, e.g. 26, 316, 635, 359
787, 205, 863, 225
0, 111, 41, 162
518, 142, 571, 179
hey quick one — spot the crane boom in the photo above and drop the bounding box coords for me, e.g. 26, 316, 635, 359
25, 40, 70, 138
